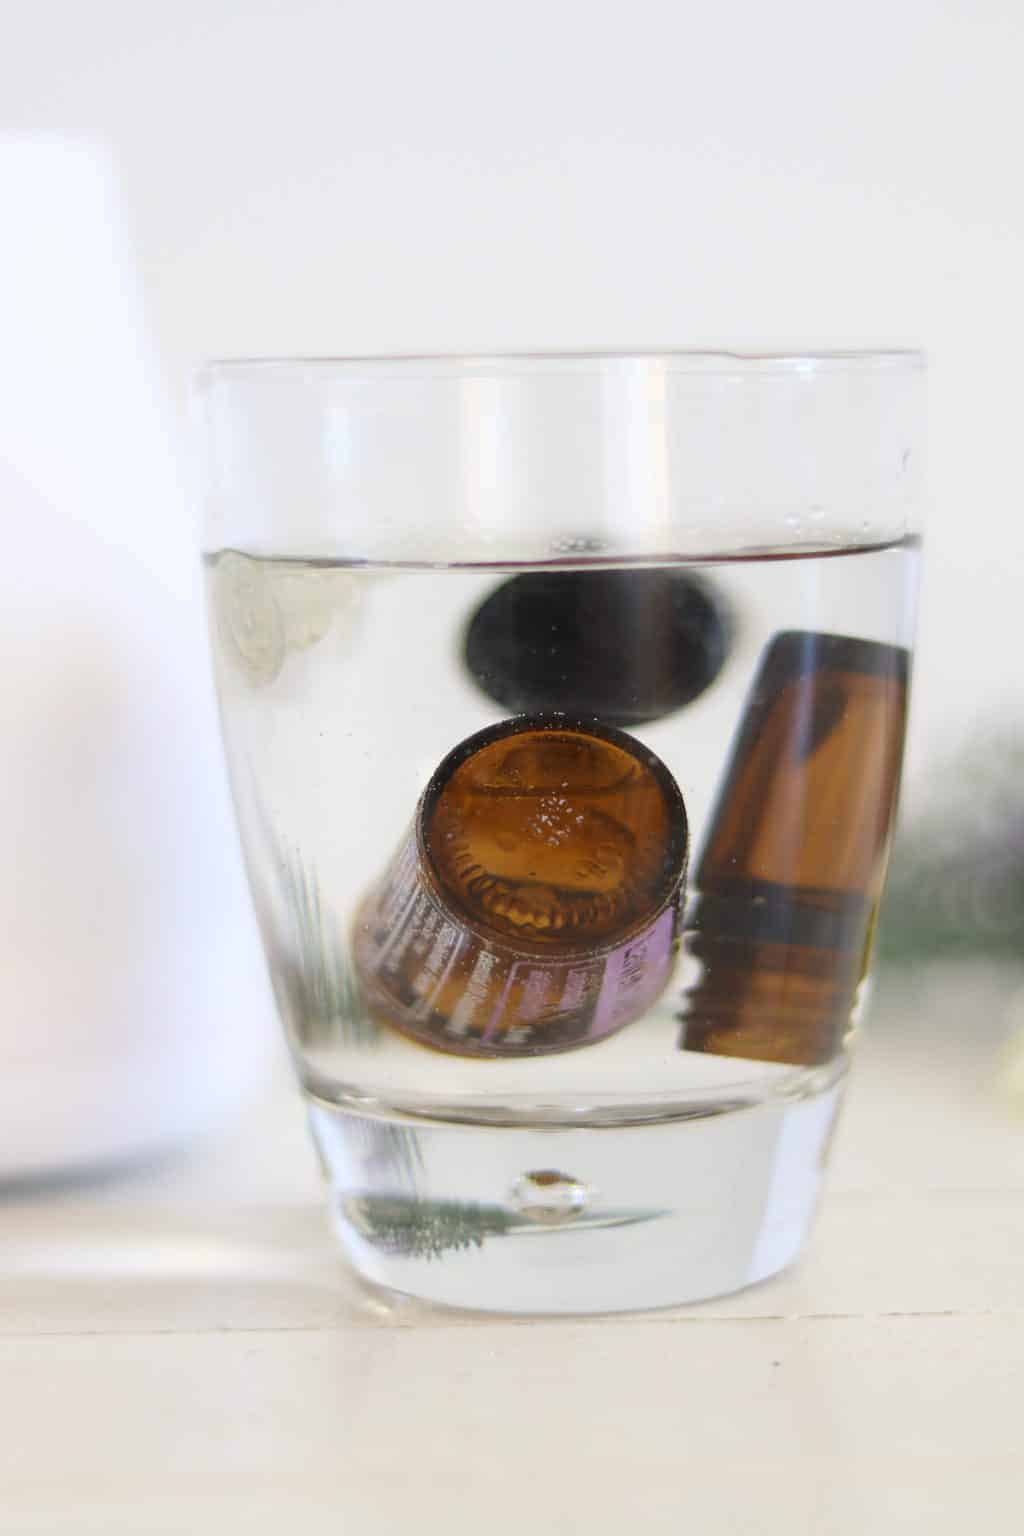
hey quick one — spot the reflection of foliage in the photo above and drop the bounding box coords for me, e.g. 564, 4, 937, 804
345, 1196, 518, 1261
343, 1194, 666, 1261
880, 735, 1024, 967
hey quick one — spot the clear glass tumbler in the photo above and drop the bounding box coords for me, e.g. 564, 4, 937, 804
197, 351, 923, 1313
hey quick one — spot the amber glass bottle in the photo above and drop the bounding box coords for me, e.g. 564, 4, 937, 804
682, 631, 909, 1067
354, 716, 688, 1057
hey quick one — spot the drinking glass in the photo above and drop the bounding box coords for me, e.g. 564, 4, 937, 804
197, 351, 923, 1313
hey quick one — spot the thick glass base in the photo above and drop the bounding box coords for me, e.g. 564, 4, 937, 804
307, 1075, 844, 1315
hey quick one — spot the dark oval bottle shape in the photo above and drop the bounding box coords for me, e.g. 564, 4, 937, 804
464, 569, 731, 727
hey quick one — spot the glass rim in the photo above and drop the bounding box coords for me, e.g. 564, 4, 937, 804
199, 348, 926, 383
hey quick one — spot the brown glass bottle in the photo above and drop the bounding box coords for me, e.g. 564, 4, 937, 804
681, 631, 909, 1067
354, 715, 688, 1057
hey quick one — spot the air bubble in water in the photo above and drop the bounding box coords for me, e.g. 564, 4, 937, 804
511, 1169, 590, 1225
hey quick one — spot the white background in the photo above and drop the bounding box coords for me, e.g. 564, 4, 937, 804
2, 25, 1023, 1520
4, 0, 1023, 777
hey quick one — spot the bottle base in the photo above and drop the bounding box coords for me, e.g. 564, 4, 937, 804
307, 1076, 843, 1315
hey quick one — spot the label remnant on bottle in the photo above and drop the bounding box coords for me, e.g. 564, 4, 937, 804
356, 848, 679, 1055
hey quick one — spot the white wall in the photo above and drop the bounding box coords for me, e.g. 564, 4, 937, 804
5, 0, 1023, 782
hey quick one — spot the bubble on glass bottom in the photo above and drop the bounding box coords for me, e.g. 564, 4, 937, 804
510, 1169, 591, 1225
